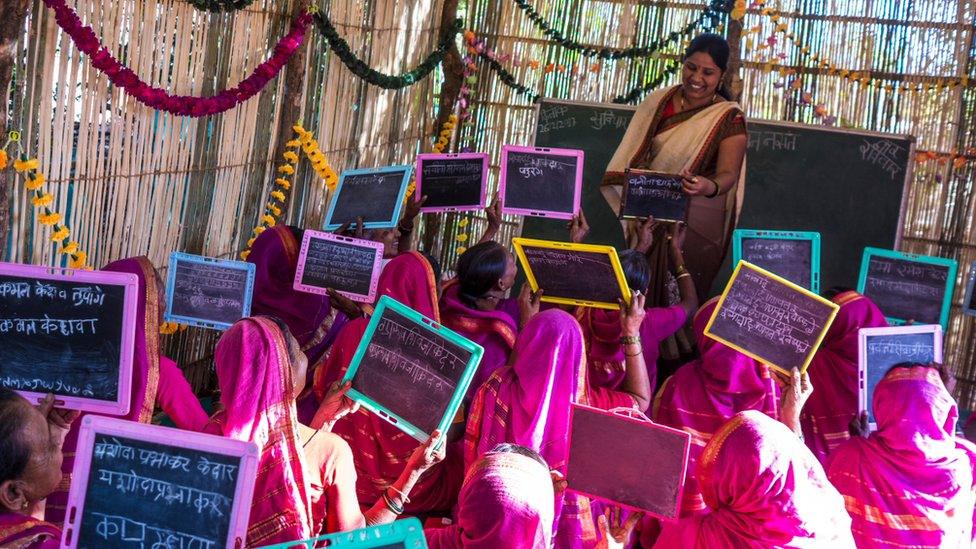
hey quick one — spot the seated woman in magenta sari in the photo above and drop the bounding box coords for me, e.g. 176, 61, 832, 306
311, 252, 463, 514
827, 363, 976, 548
801, 289, 887, 464
440, 241, 519, 398
0, 389, 78, 548
465, 300, 648, 549
45, 256, 208, 526
654, 410, 855, 548
207, 316, 441, 546
426, 443, 555, 549
652, 297, 781, 517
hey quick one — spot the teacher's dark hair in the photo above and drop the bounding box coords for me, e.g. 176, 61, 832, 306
619, 249, 651, 294
457, 241, 509, 307
489, 442, 549, 469
684, 33, 732, 100
0, 388, 31, 484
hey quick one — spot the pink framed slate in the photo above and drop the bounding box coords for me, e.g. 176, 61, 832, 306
499, 144, 583, 220
294, 230, 384, 303
416, 152, 490, 213
62, 416, 259, 549
0, 262, 138, 415
566, 404, 691, 520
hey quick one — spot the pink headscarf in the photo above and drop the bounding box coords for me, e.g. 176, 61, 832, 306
439, 279, 518, 395
827, 366, 976, 548
464, 308, 597, 548
314, 252, 463, 513
655, 410, 855, 548
211, 317, 313, 547
47, 257, 210, 525
652, 297, 779, 516
801, 291, 887, 464
426, 450, 554, 549
247, 225, 339, 364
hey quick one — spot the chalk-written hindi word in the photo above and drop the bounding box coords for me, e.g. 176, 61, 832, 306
0, 316, 98, 336
860, 139, 905, 180
510, 153, 575, 178
0, 280, 106, 306
94, 438, 239, 482
92, 512, 218, 549
747, 130, 798, 152
524, 248, 604, 267
375, 316, 466, 372
422, 162, 482, 176
0, 376, 94, 396
589, 111, 630, 131
304, 241, 375, 288
866, 340, 933, 359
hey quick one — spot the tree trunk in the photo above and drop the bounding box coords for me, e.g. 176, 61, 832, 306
0, 0, 32, 261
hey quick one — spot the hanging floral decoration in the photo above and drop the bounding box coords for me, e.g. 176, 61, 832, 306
185, 0, 257, 12
42, 0, 312, 117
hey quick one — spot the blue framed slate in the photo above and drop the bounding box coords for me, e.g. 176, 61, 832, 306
164, 252, 256, 331
857, 247, 957, 329
323, 165, 412, 230
254, 518, 427, 549
340, 295, 483, 445
732, 229, 821, 293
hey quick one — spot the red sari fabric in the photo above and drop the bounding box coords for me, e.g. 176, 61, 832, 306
46, 257, 207, 526
826, 366, 976, 548
654, 411, 855, 548
801, 291, 888, 464
652, 297, 779, 516
0, 513, 62, 548
312, 252, 463, 514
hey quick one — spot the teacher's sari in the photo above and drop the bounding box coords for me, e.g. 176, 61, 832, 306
45, 256, 207, 526
801, 291, 887, 464
827, 366, 976, 548
425, 450, 554, 549
654, 411, 855, 548
0, 513, 61, 549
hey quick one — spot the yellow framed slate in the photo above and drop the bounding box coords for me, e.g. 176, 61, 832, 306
512, 238, 631, 311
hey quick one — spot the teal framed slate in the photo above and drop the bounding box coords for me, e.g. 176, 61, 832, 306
732, 229, 821, 293
857, 247, 957, 330
341, 295, 483, 445
254, 518, 426, 549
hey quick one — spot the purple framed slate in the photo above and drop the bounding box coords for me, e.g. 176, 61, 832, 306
294, 230, 385, 303
0, 262, 138, 415
567, 404, 691, 520
61, 416, 259, 549
416, 152, 489, 213
499, 144, 583, 220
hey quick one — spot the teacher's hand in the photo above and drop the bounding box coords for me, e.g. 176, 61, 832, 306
679, 169, 718, 197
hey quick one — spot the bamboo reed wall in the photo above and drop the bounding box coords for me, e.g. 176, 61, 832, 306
5, 1, 976, 405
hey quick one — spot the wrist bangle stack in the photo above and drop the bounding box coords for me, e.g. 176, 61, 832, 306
705, 179, 720, 199
620, 335, 640, 346
382, 489, 405, 515
624, 346, 643, 357
675, 264, 688, 276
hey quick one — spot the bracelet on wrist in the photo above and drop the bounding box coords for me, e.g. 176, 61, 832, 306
676, 272, 692, 281
674, 264, 688, 276
705, 179, 720, 199
382, 491, 404, 515
620, 335, 640, 346
624, 345, 643, 357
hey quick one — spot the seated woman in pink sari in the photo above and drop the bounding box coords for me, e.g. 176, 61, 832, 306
208, 316, 442, 546
801, 289, 887, 464
440, 241, 519, 397
46, 256, 208, 526
654, 410, 855, 548
652, 296, 780, 517
426, 443, 555, 549
0, 390, 78, 548
465, 301, 648, 549
826, 363, 976, 548
311, 252, 463, 514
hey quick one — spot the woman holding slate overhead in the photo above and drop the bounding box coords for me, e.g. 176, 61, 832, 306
800, 289, 887, 464
45, 256, 208, 526
602, 34, 747, 305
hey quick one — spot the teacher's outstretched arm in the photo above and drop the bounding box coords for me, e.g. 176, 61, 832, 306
679, 132, 747, 197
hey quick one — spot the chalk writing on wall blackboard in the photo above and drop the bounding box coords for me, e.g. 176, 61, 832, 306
860, 139, 906, 180
747, 130, 798, 152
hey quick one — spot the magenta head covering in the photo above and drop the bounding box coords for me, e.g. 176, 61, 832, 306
827, 365, 976, 548
654, 410, 854, 548
213, 317, 313, 546
426, 450, 554, 549
248, 225, 332, 348
692, 297, 766, 394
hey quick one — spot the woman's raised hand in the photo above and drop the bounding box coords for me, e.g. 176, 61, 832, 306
619, 290, 646, 338
407, 430, 446, 474
310, 381, 360, 430
679, 168, 718, 197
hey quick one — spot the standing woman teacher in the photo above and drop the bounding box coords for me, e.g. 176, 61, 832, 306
602, 34, 747, 305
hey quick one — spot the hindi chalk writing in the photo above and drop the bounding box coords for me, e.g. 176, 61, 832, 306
567, 405, 689, 519
707, 264, 837, 372
169, 258, 251, 327
519, 245, 625, 306
417, 155, 486, 210
620, 171, 689, 221
0, 274, 126, 401
860, 139, 906, 180
863, 330, 937, 424
862, 255, 950, 325
747, 130, 798, 153
740, 237, 814, 290
351, 307, 474, 435
502, 148, 581, 217
328, 169, 409, 227
298, 234, 380, 300
76, 434, 242, 549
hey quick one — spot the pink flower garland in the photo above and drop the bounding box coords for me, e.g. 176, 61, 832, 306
43, 0, 311, 117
